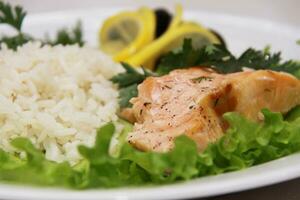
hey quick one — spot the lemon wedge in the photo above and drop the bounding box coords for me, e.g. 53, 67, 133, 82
125, 22, 220, 69
99, 5, 221, 70
168, 5, 183, 30
99, 7, 155, 61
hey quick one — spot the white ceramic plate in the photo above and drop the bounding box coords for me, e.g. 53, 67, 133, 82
0, 8, 300, 200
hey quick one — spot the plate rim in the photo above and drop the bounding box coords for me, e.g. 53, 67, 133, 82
0, 152, 299, 200
0, 8, 300, 200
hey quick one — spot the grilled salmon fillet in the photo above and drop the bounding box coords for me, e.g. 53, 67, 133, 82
125, 68, 300, 152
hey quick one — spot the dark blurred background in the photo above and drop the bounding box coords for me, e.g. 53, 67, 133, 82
198, 178, 300, 200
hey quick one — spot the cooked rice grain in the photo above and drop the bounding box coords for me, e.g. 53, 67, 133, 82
0, 42, 123, 164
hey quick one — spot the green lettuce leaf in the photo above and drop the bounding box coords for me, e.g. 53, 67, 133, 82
285, 105, 300, 122
0, 138, 88, 188
0, 109, 300, 188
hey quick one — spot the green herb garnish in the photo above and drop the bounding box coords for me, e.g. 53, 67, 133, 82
0, 1, 26, 32
157, 39, 300, 76
111, 63, 156, 108
0, 34, 32, 50
0, 1, 31, 49
45, 21, 84, 46
191, 76, 213, 83
0, 1, 85, 49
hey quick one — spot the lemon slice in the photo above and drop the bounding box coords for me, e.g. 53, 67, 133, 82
136, 5, 183, 68
168, 4, 183, 30
99, 8, 155, 62
125, 22, 220, 69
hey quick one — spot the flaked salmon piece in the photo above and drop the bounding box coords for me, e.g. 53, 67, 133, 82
226, 70, 300, 120
126, 68, 300, 152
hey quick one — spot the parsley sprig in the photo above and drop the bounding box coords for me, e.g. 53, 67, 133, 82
111, 63, 155, 108
157, 39, 300, 76
191, 76, 213, 83
0, 1, 26, 32
0, 1, 31, 49
45, 21, 84, 47
0, 1, 85, 49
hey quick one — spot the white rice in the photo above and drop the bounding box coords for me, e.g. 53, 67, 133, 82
0, 42, 123, 164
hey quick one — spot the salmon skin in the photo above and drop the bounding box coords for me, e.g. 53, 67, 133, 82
123, 68, 300, 152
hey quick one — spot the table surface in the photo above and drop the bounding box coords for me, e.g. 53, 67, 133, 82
200, 177, 300, 200
6, 1, 300, 199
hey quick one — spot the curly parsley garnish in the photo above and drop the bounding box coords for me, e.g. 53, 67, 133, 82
0, 1, 31, 49
157, 39, 300, 76
0, 1, 84, 49
45, 21, 84, 47
191, 76, 213, 83
111, 63, 156, 108
0, 1, 26, 32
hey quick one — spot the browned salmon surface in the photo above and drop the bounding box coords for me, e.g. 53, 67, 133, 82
125, 68, 300, 152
